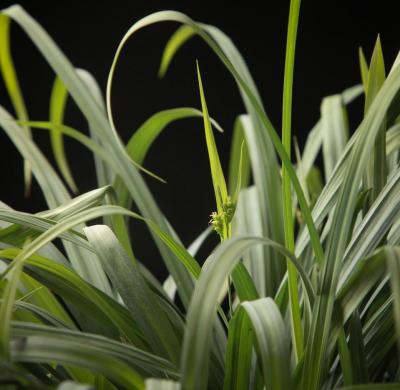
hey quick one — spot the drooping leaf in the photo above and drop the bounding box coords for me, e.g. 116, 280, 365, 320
0, 13, 31, 195
1, 248, 144, 345
115, 107, 223, 209
242, 298, 293, 390
11, 333, 145, 389
12, 322, 177, 379
0, 106, 112, 294
19, 121, 118, 176
84, 225, 181, 364
1, 4, 194, 308
106, 9, 323, 292
158, 24, 195, 78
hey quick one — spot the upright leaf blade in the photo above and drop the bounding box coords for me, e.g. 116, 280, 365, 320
196, 63, 228, 214
364, 36, 387, 204
321, 95, 349, 180
281, 0, 303, 361
359, 47, 369, 91
223, 309, 253, 390
386, 247, 400, 356
302, 43, 400, 390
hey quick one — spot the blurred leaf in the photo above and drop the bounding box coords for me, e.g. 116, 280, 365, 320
364, 36, 387, 204
386, 247, 400, 356
0, 13, 31, 195
339, 385, 400, 390
19, 121, 119, 177
158, 25, 195, 78
76, 68, 114, 188
223, 309, 253, 390
321, 95, 349, 180
228, 116, 251, 196
348, 311, 369, 384
57, 381, 94, 390
0, 259, 23, 360
145, 379, 180, 390
359, 47, 369, 91
49, 76, 77, 192
11, 332, 145, 389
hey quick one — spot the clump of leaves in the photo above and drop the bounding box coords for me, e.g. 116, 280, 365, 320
1, 2, 400, 390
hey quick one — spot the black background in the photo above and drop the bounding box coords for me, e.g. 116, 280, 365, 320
0, 0, 399, 279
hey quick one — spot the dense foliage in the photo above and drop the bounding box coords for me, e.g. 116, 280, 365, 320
1, 2, 400, 389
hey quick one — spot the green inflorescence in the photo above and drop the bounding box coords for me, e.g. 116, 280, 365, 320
210, 197, 236, 238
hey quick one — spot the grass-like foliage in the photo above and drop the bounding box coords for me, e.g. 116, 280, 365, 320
1, 1, 400, 389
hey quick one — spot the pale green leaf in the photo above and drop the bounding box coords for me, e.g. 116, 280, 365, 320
145, 378, 180, 390
1, 5, 194, 307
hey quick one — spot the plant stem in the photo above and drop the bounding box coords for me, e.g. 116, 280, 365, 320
282, 0, 303, 362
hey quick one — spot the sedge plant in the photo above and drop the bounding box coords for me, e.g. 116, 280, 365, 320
1, 2, 400, 389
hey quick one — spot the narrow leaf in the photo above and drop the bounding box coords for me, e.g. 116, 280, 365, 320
49, 76, 77, 192
0, 13, 31, 195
